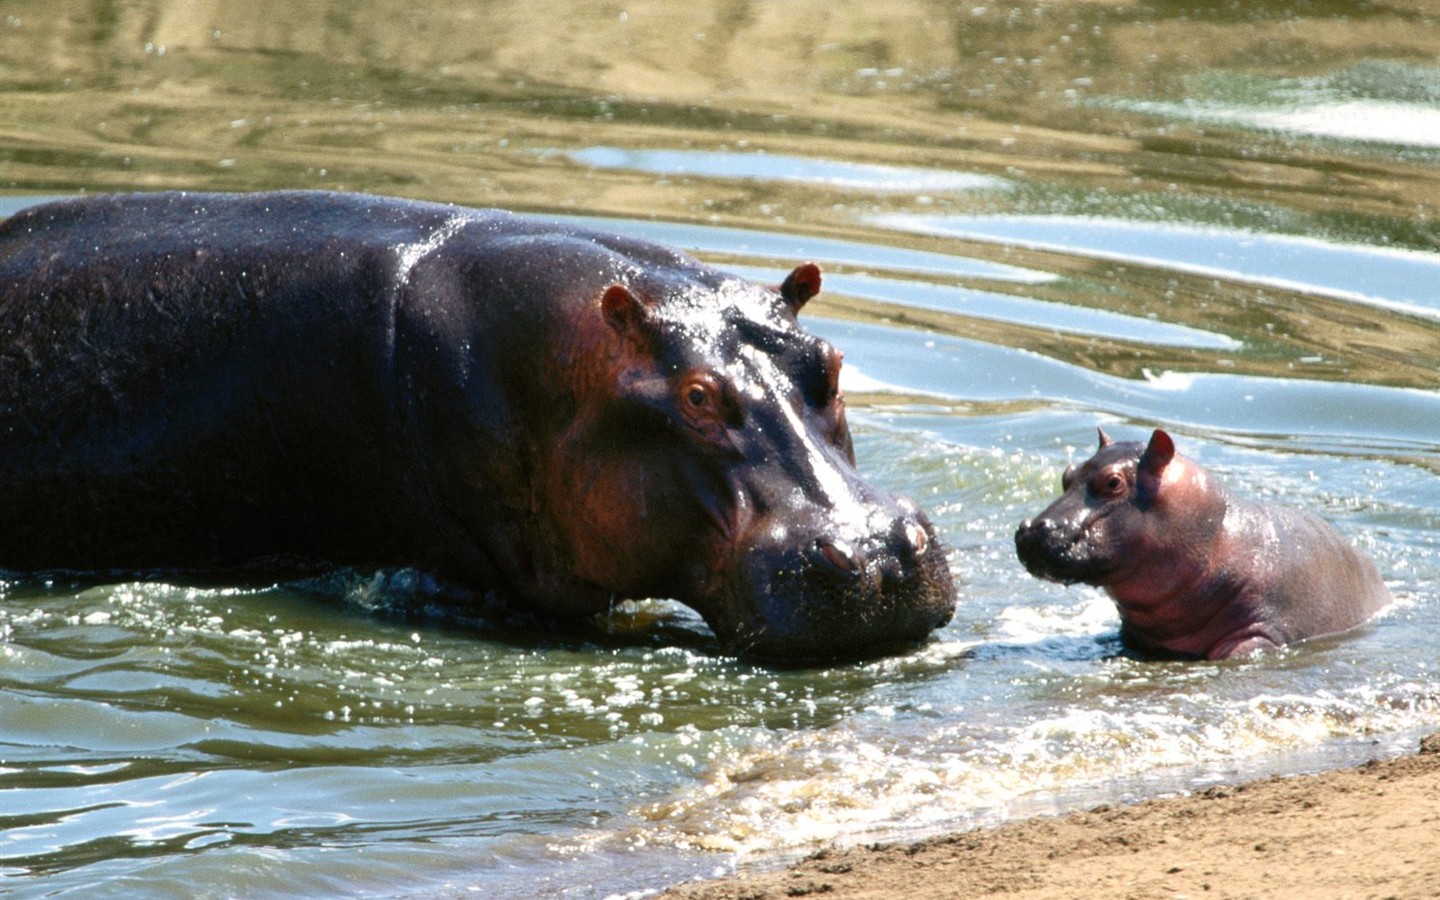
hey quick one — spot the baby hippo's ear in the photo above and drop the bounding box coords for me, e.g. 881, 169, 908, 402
1138, 428, 1176, 480
779, 262, 822, 315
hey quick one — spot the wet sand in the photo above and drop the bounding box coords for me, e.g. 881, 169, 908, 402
664, 732, 1440, 899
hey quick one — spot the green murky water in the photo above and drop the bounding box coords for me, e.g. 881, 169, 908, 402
2, 3, 1438, 897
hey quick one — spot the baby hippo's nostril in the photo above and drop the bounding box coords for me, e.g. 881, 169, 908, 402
815, 538, 860, 575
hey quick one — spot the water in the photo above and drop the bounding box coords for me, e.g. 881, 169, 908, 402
2, 2, 1439, 898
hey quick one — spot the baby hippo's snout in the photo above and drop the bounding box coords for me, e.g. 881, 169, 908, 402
1014, 516, 1093, 586
1014, 517, 1036, 563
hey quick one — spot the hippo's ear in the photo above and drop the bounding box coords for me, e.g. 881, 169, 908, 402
600, 284, 652, 340
1097, 427, 1113, 449
1138, 428, 1176, 477
779, 262, 822, 314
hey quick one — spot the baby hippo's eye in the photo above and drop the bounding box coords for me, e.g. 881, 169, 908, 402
686, 384, 708, 409
1092, 469, 1127, 497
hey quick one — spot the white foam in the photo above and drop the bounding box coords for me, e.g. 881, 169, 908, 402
632, 680, 1440, 858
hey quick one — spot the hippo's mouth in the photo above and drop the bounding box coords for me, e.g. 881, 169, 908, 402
699, 522, 957, 663
1014, 519, 1112, 586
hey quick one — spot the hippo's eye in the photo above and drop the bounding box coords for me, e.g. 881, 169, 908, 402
681, 377, 716, 415
799, 343, 844, 410
678, 372, 742, 447
824, 346, 843, 402
1093, 469, 1127, 497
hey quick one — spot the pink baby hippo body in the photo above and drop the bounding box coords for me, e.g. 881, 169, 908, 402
1014, 429, 1391, 660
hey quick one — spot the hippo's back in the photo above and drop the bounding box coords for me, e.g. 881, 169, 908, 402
1243, 499, 1393, 640
0, 192, 520, 575
0, 190, 498, 272
0, 191, 514, 393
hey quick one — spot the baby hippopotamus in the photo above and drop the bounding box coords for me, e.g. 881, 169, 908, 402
1014, 428, 1391, 660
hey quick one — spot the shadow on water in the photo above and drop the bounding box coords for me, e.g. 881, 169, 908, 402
2, 1, 1440, 897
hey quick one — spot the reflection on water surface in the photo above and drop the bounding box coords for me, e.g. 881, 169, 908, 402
2, 2, 1439, 898
560, 146, 1014, 193
874, 214, 1440, 317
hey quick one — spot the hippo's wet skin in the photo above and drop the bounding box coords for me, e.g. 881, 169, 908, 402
1015, 429, 1391, 660
0, 190, 955, 662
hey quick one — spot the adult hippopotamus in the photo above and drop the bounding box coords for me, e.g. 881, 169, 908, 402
1014, 428, 1390, 660
0, 190, 955, 661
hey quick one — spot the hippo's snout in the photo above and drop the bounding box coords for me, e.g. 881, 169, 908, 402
813, 537, 862, 575
811, 518, 932, 580
715, 511, 956, 663
1015, 517, 1093, 585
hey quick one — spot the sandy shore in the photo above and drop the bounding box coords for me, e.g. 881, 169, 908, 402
662, 732, 1440, 899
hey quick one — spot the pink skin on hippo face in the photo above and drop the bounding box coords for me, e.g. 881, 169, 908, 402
1014, 428, 1392, 660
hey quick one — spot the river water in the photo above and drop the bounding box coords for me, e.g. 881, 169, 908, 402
2, 3, 1439, 898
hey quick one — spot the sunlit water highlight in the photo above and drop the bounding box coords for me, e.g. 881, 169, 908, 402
1117, 99, 1440, 150
871, 214, 1440, 318
561, 146, 1014, 193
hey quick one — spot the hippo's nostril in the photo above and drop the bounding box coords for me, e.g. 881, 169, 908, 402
815, 538, 860, 575
906, 522, 929, 559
